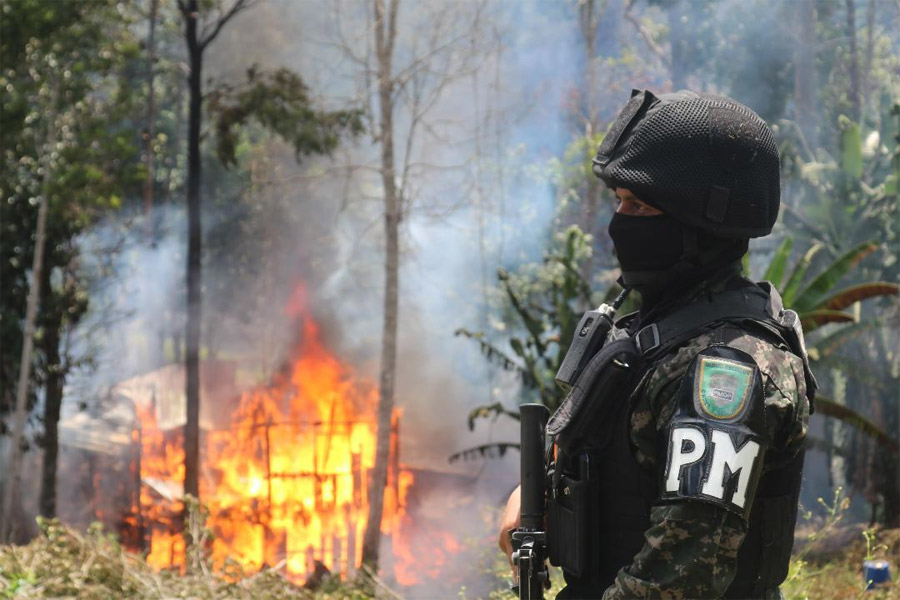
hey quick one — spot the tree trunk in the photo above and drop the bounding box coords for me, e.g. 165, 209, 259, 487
0, 185, 50, 542
578, 0, 602, 278
861, 0, 875, 126
845, 0, 861, 122
183, 0, 203, 503
38, 275, 63, 518
143, 0, 159, 241
361, 0, 399, 571
667, 0, 688, 90
794, 0, 817, 147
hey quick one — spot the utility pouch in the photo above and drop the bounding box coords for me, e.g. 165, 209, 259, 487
548, 339, 640, 456
547, 454, 596, 577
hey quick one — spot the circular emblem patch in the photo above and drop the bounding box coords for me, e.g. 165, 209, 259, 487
694, 356, 753, 420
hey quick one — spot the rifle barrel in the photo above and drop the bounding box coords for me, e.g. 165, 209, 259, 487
519, 403, 549, 531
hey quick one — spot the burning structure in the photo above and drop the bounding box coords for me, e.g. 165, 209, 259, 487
67, 305, 451, 586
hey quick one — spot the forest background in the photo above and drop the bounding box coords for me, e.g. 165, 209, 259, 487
0, 0, 898, 598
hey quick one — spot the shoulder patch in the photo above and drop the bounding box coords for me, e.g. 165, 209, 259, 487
694, 355, 753, 421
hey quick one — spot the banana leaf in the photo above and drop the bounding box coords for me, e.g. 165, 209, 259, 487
801, 309, 856, 332
815, 395, 899, 454
448, 442, 519, 463
810, 355, 891, 390
792, 241, 878, 313
805, 434, 852, 459
810, 320, 881, 358
821, 282, 899, 311
501, 276, 547, 357
465, 401, 521, 430
782, 243, 822, 307
762, 236, 794, 288
454, 328, 531, 385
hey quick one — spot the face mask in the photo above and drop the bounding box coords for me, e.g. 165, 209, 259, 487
608, 212, 684, 274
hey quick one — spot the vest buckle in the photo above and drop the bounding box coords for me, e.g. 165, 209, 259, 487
635, 323, 661, 355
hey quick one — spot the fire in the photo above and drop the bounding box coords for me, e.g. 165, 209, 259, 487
132, 296, 436, 584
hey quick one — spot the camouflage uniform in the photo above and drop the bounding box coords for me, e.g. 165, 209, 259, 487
600, 280, 810, 600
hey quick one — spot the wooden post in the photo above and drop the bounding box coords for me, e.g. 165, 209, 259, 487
351, 452, 362, 508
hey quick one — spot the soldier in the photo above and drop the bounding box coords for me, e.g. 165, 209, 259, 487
499, 90, 816, 599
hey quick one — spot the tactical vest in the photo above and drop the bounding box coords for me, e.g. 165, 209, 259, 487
546, 281, 816, 599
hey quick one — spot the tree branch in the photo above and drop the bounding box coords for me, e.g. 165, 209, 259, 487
624, 1, 670, 69
199, 0, 255, 50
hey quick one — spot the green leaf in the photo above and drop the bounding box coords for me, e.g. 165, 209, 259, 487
840, 117, 863, 179
762, 237, 794, 288
815, 396, 899, 454
885, 173, 898, 196
793, 241, 878, 312
454, 328, 526, 378
820, 282, 899, 311
782, 243, 823, 307
448, 442, 520, 463
464, 402, 520, 431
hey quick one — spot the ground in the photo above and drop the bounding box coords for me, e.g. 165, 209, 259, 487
0, 516, 897, 599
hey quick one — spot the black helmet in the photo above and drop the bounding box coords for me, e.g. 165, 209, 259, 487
593, 89, 780, 238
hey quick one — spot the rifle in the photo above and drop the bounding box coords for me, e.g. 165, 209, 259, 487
510, 403, 550, 600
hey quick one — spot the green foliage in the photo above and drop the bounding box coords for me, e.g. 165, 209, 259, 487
760, 236, 898, 454
0, 0, 141, 420
458, 225, 596, 414
208, 66, 363, 169
766, 238, 897, 333
783, 489, 899, 600
451, 226, 602, 459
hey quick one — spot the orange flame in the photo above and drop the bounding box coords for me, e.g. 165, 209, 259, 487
133, 291, 454, 584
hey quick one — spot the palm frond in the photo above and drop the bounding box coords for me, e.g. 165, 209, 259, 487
448, 442, 519, 463
793, 241, 878, 312
801, 309, 856, 332
465, 401, 521, 431
821, 282, 899, 311
815, 396, 899, 454
763, 236, 794, 288
782, 243, 823, 307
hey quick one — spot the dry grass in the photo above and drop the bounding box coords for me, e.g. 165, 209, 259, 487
0, 518, 376, 599
1, 494, 897, 600
782, 525, 900, 600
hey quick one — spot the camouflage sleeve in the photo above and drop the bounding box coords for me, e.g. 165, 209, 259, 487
600, 364, 750, 600
602, 330, 807, 600
601, 502, 747, 599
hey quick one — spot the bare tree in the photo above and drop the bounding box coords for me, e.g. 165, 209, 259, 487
177, 0, 254, 505
794, 0, 817, 147
361, 0, 401, 569
328, 0, 492, 571
846, 0, 861, 122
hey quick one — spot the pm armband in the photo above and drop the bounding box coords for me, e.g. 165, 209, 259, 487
659, 346, 767, 519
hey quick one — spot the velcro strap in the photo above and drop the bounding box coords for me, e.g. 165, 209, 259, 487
636, 286, 776, 360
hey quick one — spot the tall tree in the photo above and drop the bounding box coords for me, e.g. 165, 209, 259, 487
576, 0, 603, 277
324, 0, 492, 571
177, 0, 254, 504
0, 0, 141, 533
176, 0, 362, 509
143, 0, 161, 240
794, 0, 817, 146
361, 0, 400, 569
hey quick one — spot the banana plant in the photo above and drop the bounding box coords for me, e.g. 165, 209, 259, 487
762, 236, 899, 454
450, 226, 597, 462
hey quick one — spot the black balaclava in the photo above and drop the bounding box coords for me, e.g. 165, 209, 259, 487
608, 210, 748, 308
